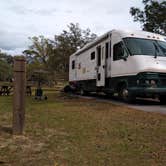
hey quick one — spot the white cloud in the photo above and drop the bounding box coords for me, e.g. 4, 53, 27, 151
0, 0, 143, 55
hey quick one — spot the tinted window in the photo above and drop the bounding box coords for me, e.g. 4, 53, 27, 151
72, 60, 75, 69
105, 42, 109, 58
98, 73, 101, 80
97, 46, 101, 66
102, 47, 104, 59
113, 42, 124, 61
91, 52, 95, 60
157, 41, 166, 56
124, 38, 166, 57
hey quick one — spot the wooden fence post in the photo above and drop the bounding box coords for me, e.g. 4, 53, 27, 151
13, 57, 26, 135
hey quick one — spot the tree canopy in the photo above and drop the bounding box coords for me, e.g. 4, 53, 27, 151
23, 36, 54, 67
130, 0, 166, 35
52, 23, 97, 73
23, 23, 97, 81
0, 51, 13, 81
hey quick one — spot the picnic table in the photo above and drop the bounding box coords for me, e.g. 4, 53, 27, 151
0, 85, 32, 96
0, 85, 12, 96
26, 86, 32, 96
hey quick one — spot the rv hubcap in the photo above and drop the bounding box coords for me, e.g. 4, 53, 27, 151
80, 89, 84, 95
122, 89, 129, 99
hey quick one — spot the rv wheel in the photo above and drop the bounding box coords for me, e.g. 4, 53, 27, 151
80, 88, 85, 96
159, 95, 166, 104
79, 88, 89, 96
119, 85, 135, 103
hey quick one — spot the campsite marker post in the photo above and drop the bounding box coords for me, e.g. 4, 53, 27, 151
13, 57, 26, 135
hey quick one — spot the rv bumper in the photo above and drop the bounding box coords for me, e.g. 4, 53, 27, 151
128, 87, 166, 96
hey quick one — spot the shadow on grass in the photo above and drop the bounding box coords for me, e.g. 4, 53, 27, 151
0, 161, 6, 165
0, 125, 12, 135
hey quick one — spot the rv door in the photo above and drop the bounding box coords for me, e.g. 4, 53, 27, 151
96, 45, 106, 86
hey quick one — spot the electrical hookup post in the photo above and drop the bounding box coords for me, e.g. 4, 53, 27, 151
13, 57, 26, 135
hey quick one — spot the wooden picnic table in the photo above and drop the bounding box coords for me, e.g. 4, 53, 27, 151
0, 85, 13, 96
0, 85, 32, 96
26, 86, 32, 96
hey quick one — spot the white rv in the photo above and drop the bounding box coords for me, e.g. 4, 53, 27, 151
69, 29, 166, 103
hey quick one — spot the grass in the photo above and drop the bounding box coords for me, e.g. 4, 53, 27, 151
0, 88, 166, 166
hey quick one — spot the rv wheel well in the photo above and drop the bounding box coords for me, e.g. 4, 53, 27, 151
116, 81, 128, 92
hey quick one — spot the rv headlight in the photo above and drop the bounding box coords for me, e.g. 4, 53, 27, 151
151, 80, 155, 84
150, 80, 157, 86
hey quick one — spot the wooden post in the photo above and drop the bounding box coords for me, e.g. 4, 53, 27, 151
13, 57, 26, 135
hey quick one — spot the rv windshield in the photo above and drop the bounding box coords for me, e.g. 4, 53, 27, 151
123, 38, 166, 57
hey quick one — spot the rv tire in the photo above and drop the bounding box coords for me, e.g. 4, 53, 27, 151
79, 89, 86, 96
79, 88, 90, 96
119, 85, 135, 103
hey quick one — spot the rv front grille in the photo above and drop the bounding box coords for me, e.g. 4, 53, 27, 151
158, 73, 166, 87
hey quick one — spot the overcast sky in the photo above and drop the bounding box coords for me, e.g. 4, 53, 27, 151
0, 0, 143, 55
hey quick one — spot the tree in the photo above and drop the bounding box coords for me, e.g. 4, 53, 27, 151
0, 60, 12, 81
23, 36, 54, 67
50, 23, 97, 73
0, 51, 13, 81
130, 0, 166, 35
23, 23, 97, 82
0, 51, 14, 65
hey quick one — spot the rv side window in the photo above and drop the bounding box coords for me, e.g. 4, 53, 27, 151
72, 60, 75, 69
97, 46, 101, 66
105, 42, 109, 59
91, 52, 95, 60
113, 42, 124, 61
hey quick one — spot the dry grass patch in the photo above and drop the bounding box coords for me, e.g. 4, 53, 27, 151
0, 89, 166, 166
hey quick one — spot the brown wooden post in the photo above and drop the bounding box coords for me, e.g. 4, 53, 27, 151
13, 56, 26, 135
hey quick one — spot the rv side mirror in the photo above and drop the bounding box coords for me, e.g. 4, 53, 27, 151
122, 49, 129, 61
121, 43, 128, 61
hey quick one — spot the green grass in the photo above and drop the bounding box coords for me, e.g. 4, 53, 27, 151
0, 88, 166, 166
